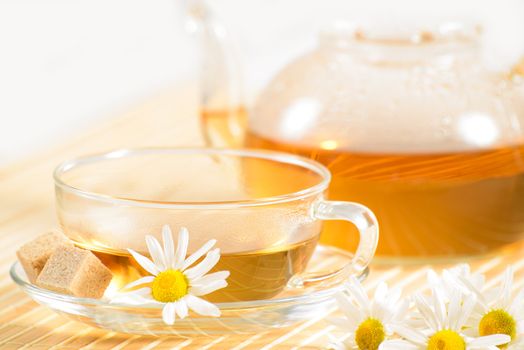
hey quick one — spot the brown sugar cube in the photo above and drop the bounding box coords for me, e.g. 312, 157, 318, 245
16, 231, 74, 283
36, 246, 112, 299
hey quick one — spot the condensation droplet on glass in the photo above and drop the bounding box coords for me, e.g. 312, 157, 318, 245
441, 116, 452, 125
435, 127, 450, 139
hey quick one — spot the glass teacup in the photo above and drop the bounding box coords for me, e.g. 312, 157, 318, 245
54, 148, 378, 302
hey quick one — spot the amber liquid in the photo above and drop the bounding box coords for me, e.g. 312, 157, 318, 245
200, 107, 248, 148
245, 131, 524, 259
85, 236, 318, 302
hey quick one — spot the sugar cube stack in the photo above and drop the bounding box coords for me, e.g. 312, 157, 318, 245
16, 231, 73, 283
36, 245, 113, 299
16, 231, 113, 299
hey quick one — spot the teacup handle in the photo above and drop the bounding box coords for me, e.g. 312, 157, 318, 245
288, 200, 379, 288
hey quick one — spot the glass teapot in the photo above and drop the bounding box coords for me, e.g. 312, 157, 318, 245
201, 20, 524, 261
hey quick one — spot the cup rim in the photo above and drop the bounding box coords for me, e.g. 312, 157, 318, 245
54, 147, 331, 209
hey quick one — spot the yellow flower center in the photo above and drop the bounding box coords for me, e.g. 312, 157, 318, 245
479, 309, 515, 348
151, 269, 189, 302
355, 317, 386, 350
427, 330, 465, 350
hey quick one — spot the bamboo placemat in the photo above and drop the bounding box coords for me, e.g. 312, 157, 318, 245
1, 87, 523, 349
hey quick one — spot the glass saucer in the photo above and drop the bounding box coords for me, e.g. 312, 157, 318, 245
10, 245, 367, 336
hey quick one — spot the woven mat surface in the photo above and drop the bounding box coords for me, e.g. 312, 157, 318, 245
1, 87, 523, 349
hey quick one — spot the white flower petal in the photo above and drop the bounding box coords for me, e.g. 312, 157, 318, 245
468, 334, 511, 347
372, 300, 386, 321
181, 239, 217, 270
185, 294, 221, 317
462, 327, 477, 337
507, 337, 524, 349
468, 313, 483, 328
472, 274, 486, 290
174, 227, 189, 269
390, 324, 427, 345
427, 269, 441, 287
431, 287, 446, 329
457, 264, 471, 275
146, 235, 166, 270
121, 276, 155, 290
500, 266, 514, 310
518, 320, 524, 331
458, 274, 487, 310
127, 249, 160, 276
414, 294, 438, 331
326, 343, 346, 350
374, 282, 388, 303
162, 225, 175, 268
120, 286, 152, 298
184, 249, 221, 280
447, 288, 461, 330
510, 288, 524, 315
372, 283, 390, 320
335, 292, 363, 327
327, 316, 358, 332
379, 339, 420, 350
191, 271, 230, 286
457, 293, 477, 330
191, 279, 228, 296
326, 336, 349, 350
345, 276, 371, 313
342, 338, 356, 349
441, 271, 458, 292
392, 298, 410, 324
175, 300, 189, 319
385, 286, 402, 306
162, 302, 176, 325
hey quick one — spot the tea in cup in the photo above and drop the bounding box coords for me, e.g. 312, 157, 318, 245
54, 148, 378, 302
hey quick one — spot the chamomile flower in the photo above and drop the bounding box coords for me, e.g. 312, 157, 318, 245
328, 276, 408, 350
380, 287, 511, 350
111, 225, 230, 325
427, 264, 486, 301
458, 266, 524, 349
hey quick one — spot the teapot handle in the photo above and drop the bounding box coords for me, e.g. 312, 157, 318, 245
185, 0, 246, 148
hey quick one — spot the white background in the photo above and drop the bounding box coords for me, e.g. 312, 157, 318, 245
0, 0, 522, 165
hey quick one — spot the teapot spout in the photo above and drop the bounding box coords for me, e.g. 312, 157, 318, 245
184, 0, 246, 148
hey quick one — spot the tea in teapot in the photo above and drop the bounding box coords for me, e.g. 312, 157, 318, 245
241, 24, 524, 260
